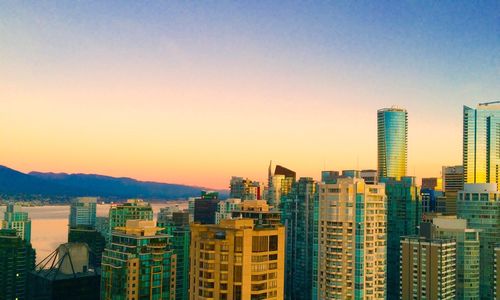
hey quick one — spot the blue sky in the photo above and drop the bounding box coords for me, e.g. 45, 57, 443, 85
0, 1, 498, 187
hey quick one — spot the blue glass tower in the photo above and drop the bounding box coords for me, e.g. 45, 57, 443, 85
378, 107, 408, 180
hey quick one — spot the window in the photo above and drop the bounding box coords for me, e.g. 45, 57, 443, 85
252, 236, 269, 252
269, 235, 278, 251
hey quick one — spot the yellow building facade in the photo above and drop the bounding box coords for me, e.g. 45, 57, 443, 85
189, 219, 285, 300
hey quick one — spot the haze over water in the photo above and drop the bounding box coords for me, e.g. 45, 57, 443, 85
0, 202, 187, 263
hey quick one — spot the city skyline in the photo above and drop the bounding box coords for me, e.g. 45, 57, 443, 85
1, 2, 498, 189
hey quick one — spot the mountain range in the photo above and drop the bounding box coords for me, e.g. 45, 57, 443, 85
0, 165, 224, 200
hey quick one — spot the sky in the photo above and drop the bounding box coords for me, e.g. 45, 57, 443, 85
0, 1, 498, 189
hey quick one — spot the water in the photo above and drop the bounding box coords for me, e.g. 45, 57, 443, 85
0, 202, 187, 264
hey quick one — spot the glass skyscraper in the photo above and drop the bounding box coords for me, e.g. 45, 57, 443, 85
463, 102, 500, 189
377, 107, 408, 180
0, 228, 35, 300
457, 183, 500, 299
382, 176, 421, 300
281, 177, 316, 300
101, 220, 177, 300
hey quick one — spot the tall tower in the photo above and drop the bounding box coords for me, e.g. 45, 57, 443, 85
282, 177, 316, 300
0, 229, 35, 300
463, 101, 500, 189
316, 177, 386, 299
101, 220, 177, 300
189, 219, 285, 300
377, 107, 408, 180
382, 176, 421, 299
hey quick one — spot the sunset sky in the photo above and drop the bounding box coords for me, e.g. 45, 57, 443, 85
1, 1, 498, 189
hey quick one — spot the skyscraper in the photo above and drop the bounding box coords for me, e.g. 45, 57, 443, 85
157, 211, 190, 300
101, 220, 177, 300
69, 197, 97, 227
316, 177, 386, 299
463, 102, 500, 189
108, 199, 153, 235
189, 219, 285, 300
2, 203, 31, 242
400, 234, 456, 300
281, 177, 316, 300
377, 107, 408, 180
0, 228, 35, 300
457, 183, 500, 299
382, 176, 421, 299
430, 216, 480, 299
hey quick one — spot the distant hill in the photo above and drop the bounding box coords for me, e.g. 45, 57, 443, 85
0, 165, 224, 200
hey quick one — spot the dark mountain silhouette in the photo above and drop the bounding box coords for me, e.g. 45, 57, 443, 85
0, 165, 221, 199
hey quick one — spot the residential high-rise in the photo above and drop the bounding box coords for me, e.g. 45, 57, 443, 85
101, 220, 177, 300
428, 216, 481, 299
108, 199, 153, 235
442, 165, 464, 215
2, 203, 31, 242
189, 219, 285, 300
463, 102, 500, 189
316, 177, 386, 299
215, 198, 242, 224
229, 177, 264, 200
29, 243, 100, 300
377, 107, 408, 180
281, 177, 316, 300
157, 211, 190, 300
382, 176, 421, 299
400, 233, 456, 300
457, 183, 500, 299
69, 197, 97, 227
0, 228, 35, 300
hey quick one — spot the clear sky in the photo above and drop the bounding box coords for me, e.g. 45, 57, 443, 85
1, 1, 498, 189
